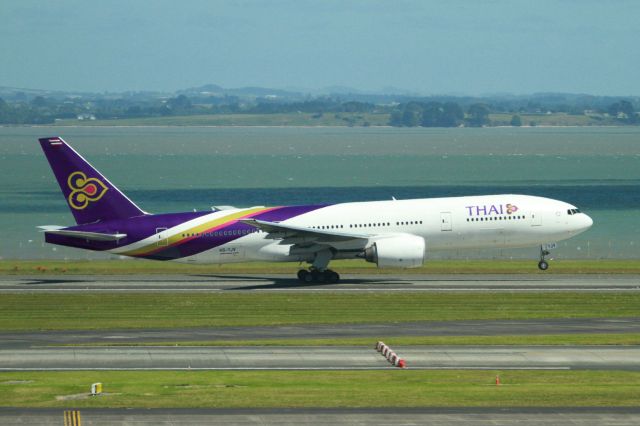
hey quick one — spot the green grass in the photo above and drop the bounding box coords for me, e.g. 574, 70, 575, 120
63, 334, 640, 348
51, 111, 622, 127
53, 112, 391, 127
1, 370, 639, 408
489, 113, 616, 127
1, 292, 638, 331
4, 259, 640, 275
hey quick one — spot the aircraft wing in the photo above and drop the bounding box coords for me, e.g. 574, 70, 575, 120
240, 219, 369, 242
38, 226, 127, 241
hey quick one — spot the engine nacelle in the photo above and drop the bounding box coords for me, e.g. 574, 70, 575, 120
364, 235, 425, 268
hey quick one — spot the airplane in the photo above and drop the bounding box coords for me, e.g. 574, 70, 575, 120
38, 136, 593, 283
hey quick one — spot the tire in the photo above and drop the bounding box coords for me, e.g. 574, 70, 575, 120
297, 270, 308, 281
538, 260, 549, 271
326, 271, 339, 283
303, 271, 314, 283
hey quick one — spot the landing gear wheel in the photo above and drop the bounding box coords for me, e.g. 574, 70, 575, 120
325, 270, 340, 283
297, 269, 340, 283
538, 260, 549, 271
299, 270, 314, 283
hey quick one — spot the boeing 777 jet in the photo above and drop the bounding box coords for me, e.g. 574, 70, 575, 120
38, 137, 593, 283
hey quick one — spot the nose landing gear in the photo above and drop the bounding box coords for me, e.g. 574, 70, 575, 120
538, 243, 556, 271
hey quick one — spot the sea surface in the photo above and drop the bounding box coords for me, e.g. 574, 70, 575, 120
1, 126, 639, 260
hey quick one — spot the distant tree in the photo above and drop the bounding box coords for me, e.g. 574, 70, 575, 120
441, 102, 464, 127
420, 102, 441, 127
125, 106, 143, 117
167, 94, 192, 111
341, 101, 373, 113
510, 114, 522, 126
608, 100, 636, 123
608, 100, 633, 116
0, 98, 10, 123
401, 102, 422, 127
466, 103, 491, 127
389, 110, 404, 126
420, 102, 463, 127
30, 96, 48, 108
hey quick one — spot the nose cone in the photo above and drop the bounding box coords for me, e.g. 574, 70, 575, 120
576, 213, 593, 233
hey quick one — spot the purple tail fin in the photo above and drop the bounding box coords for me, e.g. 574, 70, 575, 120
38, 136, 146, 224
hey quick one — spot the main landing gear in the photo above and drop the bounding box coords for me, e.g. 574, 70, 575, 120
297, 269, 340, 283
297, 248, 340, 283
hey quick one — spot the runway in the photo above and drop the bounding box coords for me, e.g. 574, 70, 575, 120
3, 408, 640, 426
2, 345, 640, 371
1, 273, 640, 292
5, 366, 638, 425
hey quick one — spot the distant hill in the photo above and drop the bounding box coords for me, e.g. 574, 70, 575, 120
177, 84, 304, 100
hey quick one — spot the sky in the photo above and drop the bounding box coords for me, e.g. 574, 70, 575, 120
1, 0, 639, 95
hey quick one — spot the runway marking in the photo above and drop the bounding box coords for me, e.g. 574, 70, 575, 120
1, 288, 638, 293
0, 366, 572, 371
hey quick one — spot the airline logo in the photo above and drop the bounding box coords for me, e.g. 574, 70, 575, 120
67, 171, 108, 210
465, 203, 519, 217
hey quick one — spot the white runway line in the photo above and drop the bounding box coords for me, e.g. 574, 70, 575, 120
0, 366, 572, 371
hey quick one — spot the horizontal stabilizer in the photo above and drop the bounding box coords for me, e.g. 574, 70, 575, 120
38, 226, 127, 241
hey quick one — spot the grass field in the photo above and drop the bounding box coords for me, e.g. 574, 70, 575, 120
1, 370, 639, 408
489, 113, 615, 127
53, 112, 390, 127
1, 292, 638, 331
4, 259, 640, 275
50, 112, 619, 127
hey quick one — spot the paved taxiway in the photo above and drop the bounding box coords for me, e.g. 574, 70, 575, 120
2, 317, 639, 349
2, 345, 640, 371
1, 273, 640, 292
3, 408, 640, 426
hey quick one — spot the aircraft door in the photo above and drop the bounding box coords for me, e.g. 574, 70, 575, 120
440, 212, 452, 231
531, 213, 542, 226
155, 227, 169, 246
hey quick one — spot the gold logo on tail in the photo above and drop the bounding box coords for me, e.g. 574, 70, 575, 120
67, 171, 108, 210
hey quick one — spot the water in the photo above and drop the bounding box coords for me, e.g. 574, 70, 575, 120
1, 126, 639, 260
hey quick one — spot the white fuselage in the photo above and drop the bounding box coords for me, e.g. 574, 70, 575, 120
111, 194, 593, 265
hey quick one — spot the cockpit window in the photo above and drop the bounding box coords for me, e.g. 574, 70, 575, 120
567, 208, 581, 215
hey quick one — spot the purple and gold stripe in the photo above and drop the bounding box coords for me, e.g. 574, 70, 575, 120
121, 206, 280, 258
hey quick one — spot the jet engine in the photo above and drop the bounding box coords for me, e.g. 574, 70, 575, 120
364, 235, 425, 268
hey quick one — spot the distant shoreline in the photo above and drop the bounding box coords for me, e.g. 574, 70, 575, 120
0, 124, 632, 129
0, 111, 631, 128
